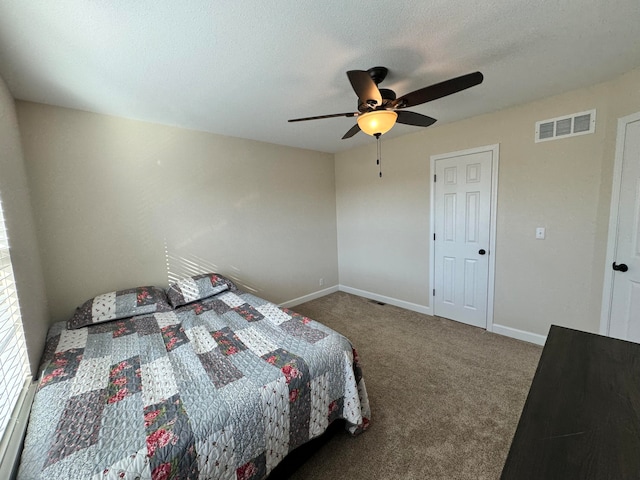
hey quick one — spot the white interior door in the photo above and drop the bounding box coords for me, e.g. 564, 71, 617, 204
433, 150, 493, 328
607, 116, 640, 342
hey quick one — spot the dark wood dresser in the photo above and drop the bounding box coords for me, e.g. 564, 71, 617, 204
501, 325, 640, 479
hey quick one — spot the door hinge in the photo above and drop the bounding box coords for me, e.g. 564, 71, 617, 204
434, 174, 436, 182
433, 233, 436, 241
433, 289, 435, 296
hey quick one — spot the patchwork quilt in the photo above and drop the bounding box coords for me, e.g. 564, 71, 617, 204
18, 289, 370, 480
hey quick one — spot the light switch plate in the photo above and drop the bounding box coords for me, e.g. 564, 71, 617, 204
536, 227, 546, 239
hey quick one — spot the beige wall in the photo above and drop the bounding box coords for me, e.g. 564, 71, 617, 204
336, 67, 640, 337
17, 103, 338, 323
0, 77, 49, 374
14, 66, 640, 340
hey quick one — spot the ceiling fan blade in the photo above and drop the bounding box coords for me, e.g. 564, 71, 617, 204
393, 71, 484, 109
288, 112, 357, 122
347, 70, 382, 107
396, 111, 437, 127
342, 124, 361, 139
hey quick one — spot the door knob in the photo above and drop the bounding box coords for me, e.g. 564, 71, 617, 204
612, 262, 628, 272
478, 249, 486, 255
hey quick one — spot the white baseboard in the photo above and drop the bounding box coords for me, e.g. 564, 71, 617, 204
338, 285, 432, 315
338, 286, 545, 346
279, 285, 546, 347
491, 324, 547, 346
279, 285, 339, 308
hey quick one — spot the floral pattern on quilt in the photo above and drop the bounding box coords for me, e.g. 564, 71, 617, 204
144, 395, 198, 479
212, 327, 248, 356
107, 357, 142, 404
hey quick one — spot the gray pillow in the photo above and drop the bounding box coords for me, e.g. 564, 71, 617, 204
67, 286, 172, 329
166, 273, 234, 308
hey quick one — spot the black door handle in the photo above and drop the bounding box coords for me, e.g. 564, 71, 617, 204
478, 249, 486, 255
612, 262, 628, 272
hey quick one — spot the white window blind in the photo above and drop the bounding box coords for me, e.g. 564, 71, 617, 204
0, 196, 30, 443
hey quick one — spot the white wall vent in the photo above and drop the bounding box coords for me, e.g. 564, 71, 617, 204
535, 109, 596, 143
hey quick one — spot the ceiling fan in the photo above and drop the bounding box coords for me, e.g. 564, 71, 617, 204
288, 67, 484, 139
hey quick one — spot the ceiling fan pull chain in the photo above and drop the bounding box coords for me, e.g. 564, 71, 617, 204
375, 133, 382, 178
379, 137, 382, 178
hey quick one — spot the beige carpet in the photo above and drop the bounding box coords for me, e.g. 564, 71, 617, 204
277, 292, 542, 480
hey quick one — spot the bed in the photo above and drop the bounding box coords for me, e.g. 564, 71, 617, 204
17, 274, 370, 479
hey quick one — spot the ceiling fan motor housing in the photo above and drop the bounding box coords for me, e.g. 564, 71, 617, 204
359, 89, 396, 112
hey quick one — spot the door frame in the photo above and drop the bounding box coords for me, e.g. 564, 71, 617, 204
599, 111, 640, 336
429, 144, 500, 331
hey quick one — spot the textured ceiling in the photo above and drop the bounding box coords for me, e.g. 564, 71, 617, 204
0, 1, 639, 153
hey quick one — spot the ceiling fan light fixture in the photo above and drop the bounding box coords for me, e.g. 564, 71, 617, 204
357, 110, 398, 136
